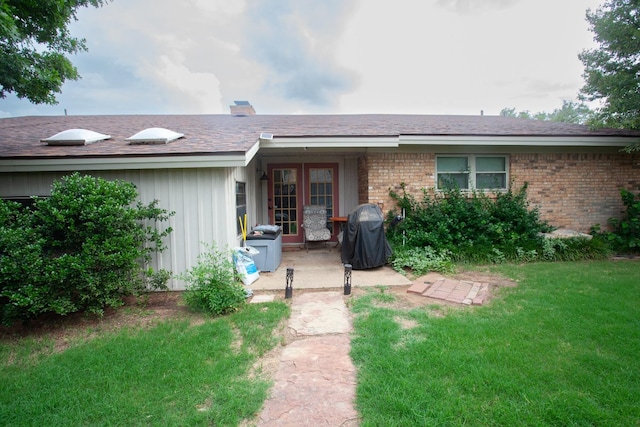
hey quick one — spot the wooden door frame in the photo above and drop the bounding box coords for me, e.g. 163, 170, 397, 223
304, 163, 340, 238
267, 162, 339, 244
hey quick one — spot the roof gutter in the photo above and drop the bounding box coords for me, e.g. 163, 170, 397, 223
399, 135, 635, 147
259, 136, 399, 149
0, 152, 255, 173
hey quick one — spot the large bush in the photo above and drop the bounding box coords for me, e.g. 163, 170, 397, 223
386, 182, 610, 269
0, 173, 173, 325
387, 182, 551, 259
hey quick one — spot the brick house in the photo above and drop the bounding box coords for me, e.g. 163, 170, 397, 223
1, 109, 638, 288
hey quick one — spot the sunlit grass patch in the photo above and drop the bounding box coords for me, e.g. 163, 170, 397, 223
351, 261, 640, 426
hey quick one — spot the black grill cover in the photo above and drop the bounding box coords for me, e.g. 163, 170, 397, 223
341, 204, 392, 269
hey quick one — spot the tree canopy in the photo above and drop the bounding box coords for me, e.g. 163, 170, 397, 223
500, 100, 592, 124
579, 0, 640, 131
0, 0, 108, 105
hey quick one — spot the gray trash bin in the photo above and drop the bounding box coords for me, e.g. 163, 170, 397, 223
246, 225, 282, 272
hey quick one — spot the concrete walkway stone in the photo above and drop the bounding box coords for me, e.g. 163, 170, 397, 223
255, 291, 359, 426
288, 293, 352, 336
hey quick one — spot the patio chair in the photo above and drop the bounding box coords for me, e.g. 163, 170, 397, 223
302, 205, 332, 251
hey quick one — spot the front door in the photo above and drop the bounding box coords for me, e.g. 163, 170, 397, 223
267, 163, 338, 244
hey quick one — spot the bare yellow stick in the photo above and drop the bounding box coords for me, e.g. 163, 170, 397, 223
238, 214, 248, 241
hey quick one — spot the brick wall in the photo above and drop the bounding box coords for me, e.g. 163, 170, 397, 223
357, 155, 369, 205
363, 153, 435, 213
362, 151, 640, 232
510, 153, 640, 231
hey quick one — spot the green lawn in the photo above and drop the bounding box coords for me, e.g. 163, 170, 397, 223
350, 260, 640, 426
0, 301, 289, 426
2, 261, 638, 426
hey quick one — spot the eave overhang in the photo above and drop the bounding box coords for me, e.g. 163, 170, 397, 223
0, 139, 260, 172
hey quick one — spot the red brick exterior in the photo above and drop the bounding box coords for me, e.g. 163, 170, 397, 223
361, 151, 640, 232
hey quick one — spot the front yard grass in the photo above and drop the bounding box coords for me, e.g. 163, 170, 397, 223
351, 260, 640, 426
0, 301, 289, 426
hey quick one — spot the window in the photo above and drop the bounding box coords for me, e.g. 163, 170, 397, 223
235, 182, 247, 235
436, 155, 508, 190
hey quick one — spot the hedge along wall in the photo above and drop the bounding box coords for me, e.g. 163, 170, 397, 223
361, 151, 640, 233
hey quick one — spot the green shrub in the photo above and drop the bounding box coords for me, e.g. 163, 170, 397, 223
386, 182, 613, 268
0, 173, 173, 325
606, 188, 640, 252
180, 244, 246, 316
540, 236, 611, 261
386, 182, 552, 264
390, 246, 455, 276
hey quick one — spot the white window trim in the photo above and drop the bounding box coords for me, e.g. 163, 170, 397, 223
436, 154, 509, 191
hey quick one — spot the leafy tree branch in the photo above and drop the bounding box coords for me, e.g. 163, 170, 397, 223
0, 0, 109, 104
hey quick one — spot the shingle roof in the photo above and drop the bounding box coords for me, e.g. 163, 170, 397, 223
1, 114, 638, 159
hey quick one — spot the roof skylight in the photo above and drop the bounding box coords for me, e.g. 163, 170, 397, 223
126, 127, 184, 145
41, 129, 111, 146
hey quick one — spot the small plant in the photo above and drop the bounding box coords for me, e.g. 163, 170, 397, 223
180, 244, 246, 316
515, 247, 538, 262
133, 268, 172, 306
144, 268, 172, 292
607, 188, 640, 253
390, 246, 454, 276
490, 248, 506, 264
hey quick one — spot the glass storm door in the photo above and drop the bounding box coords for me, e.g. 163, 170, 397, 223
269, 166, 300, 243
307, 166, 337, 233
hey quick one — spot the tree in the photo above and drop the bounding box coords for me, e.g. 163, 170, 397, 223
500, 100, 591, 124
546, 100, 592, 124
579, 0, 640, 132
0, 0, 108, 105
500, 107, 533, 120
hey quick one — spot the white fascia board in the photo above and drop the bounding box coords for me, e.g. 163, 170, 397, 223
0, 154, 248, 172
244, 140, 261, 166
259, 136, 399, 149
399, 135, 633, 147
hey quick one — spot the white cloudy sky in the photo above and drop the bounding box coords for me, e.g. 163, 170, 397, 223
0, 0, 604, 118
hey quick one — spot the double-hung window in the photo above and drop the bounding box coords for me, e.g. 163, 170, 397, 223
436, 155, 508, 190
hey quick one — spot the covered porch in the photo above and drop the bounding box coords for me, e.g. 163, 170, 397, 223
248, 138, 370, 248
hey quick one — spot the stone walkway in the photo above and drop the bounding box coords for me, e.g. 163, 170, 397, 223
253, 291, 359, 426
248, 274, 493, 426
